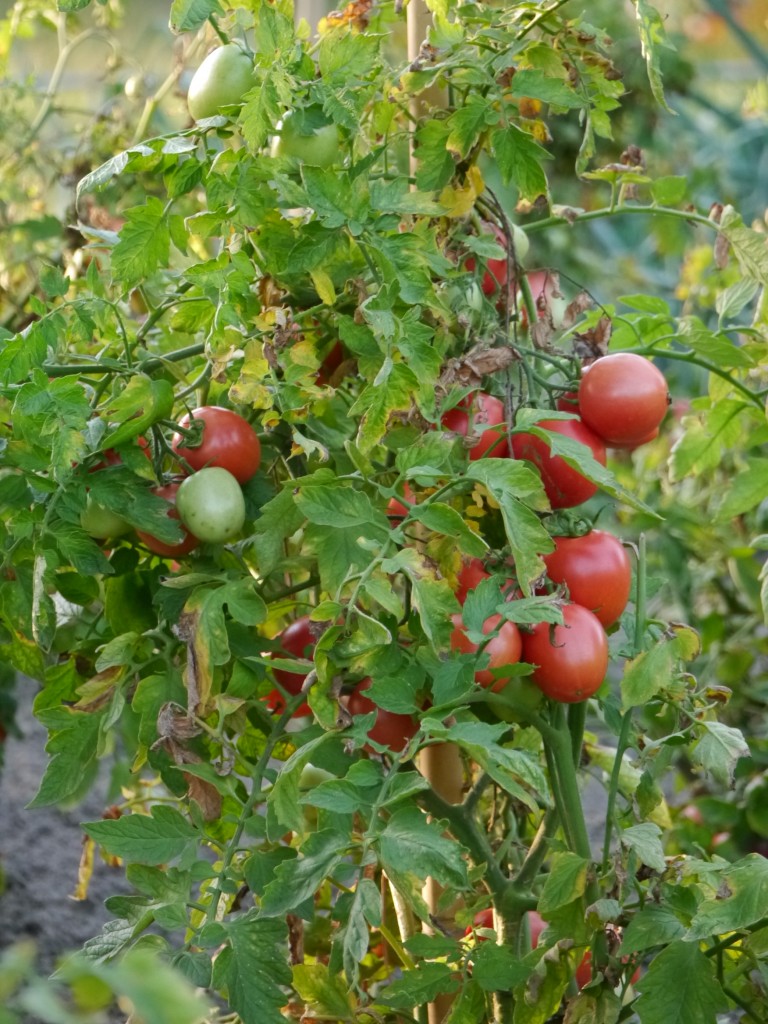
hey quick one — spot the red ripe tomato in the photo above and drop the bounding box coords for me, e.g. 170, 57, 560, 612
172, 406, 261, 484
556, 391, 579, 414
528, 910, 546, 947
543, 531, 632, 628
442, 392, 508, 460
456, 558, 490, 603
347, 679, 418, 753
521, 604, 608, 703
262, 687, 311, 717
578, 353, 669, 446
387, 482, 415, 521
272, 616, 314, 696
465, 907, 495, 937
136, 483, 199, 557
511, 418, 606, 509
450, 613, 523, 691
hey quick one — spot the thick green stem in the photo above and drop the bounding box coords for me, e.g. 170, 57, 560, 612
546, 704, 593, 863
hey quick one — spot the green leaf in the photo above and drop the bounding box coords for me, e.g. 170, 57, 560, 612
471, 944, 530, 993
251, 487, 305, 575
631, 0, 676, 113
378, 805, 468, 891
719, 205, 768, 286
380, 962, 458, 1010
214, 912, 292, 1024
691, 720, 750, 787
261, 830, 347, 916
491, 125, 550, 201
414, 119, 456, 192
268, 733, 334, 833
447, 98, 493, 159
621, 905, 686, 954
82, 806, 198, 865
391, 548, 460, 648
510, 70, 585, 109
292, 964, 354, 1019
301, 168, 370, 233
306, 522, 378, 595
538, 852, 589, 914
169, 0, 224, 32
296, 477, 388, 531
28, 707, 101, 807
410, 502, 488, 557
649, 175, 687, 205
240, 74, 282, 153
621, 823, 666, 872
111, 197, 170, 289
686, 855, 768, 940
714, 458, 768, 521
620, 640, 675, 710
352, 363, 421, 453
634, 941, 725, 1024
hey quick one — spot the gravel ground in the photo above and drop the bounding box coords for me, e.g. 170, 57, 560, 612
0, 676, 130, 977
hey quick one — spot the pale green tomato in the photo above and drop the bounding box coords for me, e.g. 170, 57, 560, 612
80, 497, 131, 539
272, 108, 341, 167
175, 467, 246, 543
511, 224, 529, 264
187, 44, 254, 121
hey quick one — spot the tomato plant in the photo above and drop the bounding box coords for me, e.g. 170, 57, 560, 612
450, 613, 523, 690
172, 406, 261, 483
135, 482, 199, 557
2, 2, 767, 1022
521, 604, 609, 702
175, 467, 246, 543
511, 418, 606, 508
187, 43, 254, 120
80, 496, 131, 540
346, 679, 419, 752
578, 353, 669, 446
543, 530, 632, 627
442, 392, 508, 459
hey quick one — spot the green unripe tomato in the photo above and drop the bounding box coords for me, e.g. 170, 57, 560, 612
272, 107, 341, 167
187, 44, 254, 121
80, 497, 131, 539
298, 763, 335, 790
511, 224, 529, 264
175, 467, 246, 543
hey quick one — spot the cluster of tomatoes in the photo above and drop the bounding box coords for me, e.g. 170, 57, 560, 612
83, 406, 261, 555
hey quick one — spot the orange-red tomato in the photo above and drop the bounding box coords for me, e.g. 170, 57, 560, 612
578, 353, 669, 447
172, 406, 261, 483
456, 558, 491, 603
347, 678, 418, 752
543, 531, 632, 628
521, 604, 608, 703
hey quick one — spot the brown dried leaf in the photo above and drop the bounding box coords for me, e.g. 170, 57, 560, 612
154, 702, 202, 746
183, 769, 223, 822
438, 344, 518, 393
324, 0, 374, 30
572, 315, 613, 360
72, 836, 95, 901
563, 291, 593, 328
714, 232, 730, 270
73, 666, 124, 713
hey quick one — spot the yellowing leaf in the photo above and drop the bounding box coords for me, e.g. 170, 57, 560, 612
439, 165, 484, 218
310, 267, 337, 305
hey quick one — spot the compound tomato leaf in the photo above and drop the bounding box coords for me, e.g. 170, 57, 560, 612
82, 806, 199, 866
292, 964, 355, 1020
380, 962, 458, 1011
261, 831, 347, 916
111, 197, 170, 289
379, 806, 468, 891
213, 913, 292, 1024
686, 855, 768, 940
27, 706, 101, 808
690, 720, 750, 787
634, 940, 725, 1024
169, 0, 225, 33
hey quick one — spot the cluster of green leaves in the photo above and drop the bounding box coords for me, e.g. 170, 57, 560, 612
0, 0, 767, 1022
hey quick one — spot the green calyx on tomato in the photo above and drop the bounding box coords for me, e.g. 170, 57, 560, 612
511, 418, 606, 509
272, 106, 341, 167
544, 530, 632, 628
521, 603, 608, 703
172, 406, 261, 484
187, 43, 255, 121
578, 352, 669, 447
175, 467, 246, 544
